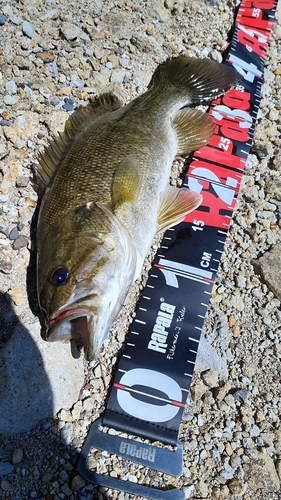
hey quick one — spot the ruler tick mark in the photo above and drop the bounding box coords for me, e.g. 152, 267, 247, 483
135, 319, 146, 325
189, 336, 200, 342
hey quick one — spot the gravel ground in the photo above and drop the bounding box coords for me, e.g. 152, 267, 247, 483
0, 0, 281, 499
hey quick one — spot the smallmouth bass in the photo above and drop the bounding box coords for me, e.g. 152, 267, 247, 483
36, 56, 240, 361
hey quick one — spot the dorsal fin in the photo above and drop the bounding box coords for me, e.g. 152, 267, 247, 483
36, 93, 122, 192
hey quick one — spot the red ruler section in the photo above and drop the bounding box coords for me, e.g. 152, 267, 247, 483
102, 0, 278, 446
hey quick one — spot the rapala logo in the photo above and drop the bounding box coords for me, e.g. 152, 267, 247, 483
119, 441, 156, 462
147, 302, 175, 354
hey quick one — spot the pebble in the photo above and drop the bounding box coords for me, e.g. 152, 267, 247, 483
244, 449, 280, 492
3, 95, 19, 106
62, 98, 74, 112
233, 388, 249, 404
71, 474, 85, 490
255, 244, 281, 301
5, 80, 17, 94
12, 448, 23, 464
9, 227, 20, 240
0, 462, 14, 475
201, 369, 218, 388
1, 480, 10, 491
60, 22, 81, 41
22, 20, 33, 38
0, 246, 13, 273
0, 14, 7, 25
235, 275, 246, 288
12, 235, 29, 250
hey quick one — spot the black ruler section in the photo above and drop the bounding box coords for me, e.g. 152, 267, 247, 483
103, 0, 279, 446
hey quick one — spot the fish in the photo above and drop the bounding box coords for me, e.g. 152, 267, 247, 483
36, 55, 241, 361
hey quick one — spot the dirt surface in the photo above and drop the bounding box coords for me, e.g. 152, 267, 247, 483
0, 0, 281, 499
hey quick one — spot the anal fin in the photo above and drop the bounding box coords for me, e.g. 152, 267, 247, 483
173, 108, 215, 156
157, 186, 202, 232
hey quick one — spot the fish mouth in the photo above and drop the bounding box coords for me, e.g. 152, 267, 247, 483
47, 308, 93, 358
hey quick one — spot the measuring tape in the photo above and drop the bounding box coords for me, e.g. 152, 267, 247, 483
77, 1, 278, 498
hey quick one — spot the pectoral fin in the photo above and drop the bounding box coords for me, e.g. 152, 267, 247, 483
157, 186, 202, 232
112, 156, 142, 210
173, 108, 215, 156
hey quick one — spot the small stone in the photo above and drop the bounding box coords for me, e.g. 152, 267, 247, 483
244, 449, 280, 492
254, 245, 281, 301
61, 22, 81, 41
46, 61, 58, 75
189, 466, 197, 474
71, 474, 85, 490
107, 54, 119, 68
260, 432, 274, 446
0, 462, 13, 475
0, 245, 13, 273
60, 409, 72, 422
190, 379, 207, 401
11, 448, 23, 464
11, 16, 22, 26
12, 235, 29, 250
228, 478, 244, 495
71, 80, 85, 89
201, 369, 219, 388
5, 81, 17, 94
9, 286, 24, 307
16, 176, 29, 187
233, 388, 249, 404
36, 50, 55, 63
41, 471, 54, 483
250, 424, 260, 437
71, 401, 83, 420
3, 95, 19, 106
214, 381, 231, 401
22, 20, 33, 38
60, 484, 72, 496
235, 275, 246, 288
1, 480, 10, 491
0, 14, 7, 25
196, 480, 209, 497
210, 49, 222, 63
62, 98, 74, 112
9, 227, 19, 240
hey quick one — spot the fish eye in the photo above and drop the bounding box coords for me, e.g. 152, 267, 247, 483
50, 266, 69, 286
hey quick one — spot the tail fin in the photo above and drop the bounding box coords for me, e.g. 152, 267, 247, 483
148, 56, 241, 103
